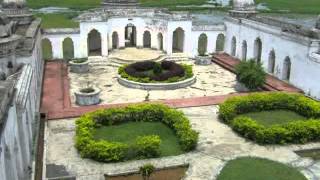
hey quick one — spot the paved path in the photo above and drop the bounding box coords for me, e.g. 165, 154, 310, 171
213, 53, 303, 93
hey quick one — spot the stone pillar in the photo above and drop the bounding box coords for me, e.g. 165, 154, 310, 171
118, 30, 125, 49
50, 38, 63, 59
136, 29, 143, 48
151, 31, 157, 49
101, 35, 109, 57
166, 31, 173, 55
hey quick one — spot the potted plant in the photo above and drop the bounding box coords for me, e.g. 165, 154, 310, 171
69, 58, 89, 73
74, 82, 101, 106
235, 59, 266, 91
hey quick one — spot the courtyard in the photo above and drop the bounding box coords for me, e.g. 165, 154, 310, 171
45, 105, 320, 180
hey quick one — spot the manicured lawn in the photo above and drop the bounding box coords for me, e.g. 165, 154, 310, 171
27, 0, 101, 10
217, 157, 307, 180
140, 0, 206, 7
256, 0, 320, 14
36, 13, 79, 29
93, 121, 184, 156
239, 110, 307, 127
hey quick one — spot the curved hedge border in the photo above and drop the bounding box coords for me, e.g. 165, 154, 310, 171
118, 62, 193, 83
75, 104, 198, 162
219, 92, 320, 144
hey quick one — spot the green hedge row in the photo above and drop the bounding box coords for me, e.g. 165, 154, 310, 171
75, 104, 198, 162
118, 64, 193, 83
219, 92, 320, 144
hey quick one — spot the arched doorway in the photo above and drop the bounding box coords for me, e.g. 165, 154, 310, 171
198, 33, 208, 56
231, 36, 236, 56
143, 31, 151, 48
242, 40, 247, 61
42, 38, 52, 60
63, 37, 74, 60
216, 33, 225, 52
172, 27, 185, 53
268, 50, 276, 74
157, 33, 163, 50
87, 29, 101, 56
125, 24, 136, 47
282, 56, 291, 81
254, 38, 262, 62
112, 32, 119, 49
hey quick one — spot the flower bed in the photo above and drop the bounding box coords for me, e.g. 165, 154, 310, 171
118, 61, 193, 83
75, 104, 198, 162
219, 92, 320, 144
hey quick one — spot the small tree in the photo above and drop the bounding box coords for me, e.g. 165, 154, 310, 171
235, 59, 266, 91
139, 164, 155, 180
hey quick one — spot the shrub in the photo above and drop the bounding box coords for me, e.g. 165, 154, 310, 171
140, 164, 155, 180
75, 104, 198, 162
118, 60, 193, 83
235, 60, 266, 90
72, 58, 87, 63
80, 87, 95, 93
135, 135, 161, 158
219, 92, 320, 144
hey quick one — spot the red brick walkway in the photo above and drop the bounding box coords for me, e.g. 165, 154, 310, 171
213, 53, 303, 93
41, 58, 302, 120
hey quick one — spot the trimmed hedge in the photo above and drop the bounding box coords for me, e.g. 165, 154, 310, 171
118, 61, 193, 83
75, 104, 198, 162
219, 92, 320, 144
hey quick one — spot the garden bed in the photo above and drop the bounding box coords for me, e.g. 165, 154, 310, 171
75, 104, 198, 162
217, 157, 307, 180
219, 92, 320, 144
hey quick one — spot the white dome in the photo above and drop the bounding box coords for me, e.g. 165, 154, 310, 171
233, 0, 256, 11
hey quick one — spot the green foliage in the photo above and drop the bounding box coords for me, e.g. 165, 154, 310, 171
153, 63, 162, 75
217, 156, 307, 180
219, 92, 320, 144
139, 164, 155, 179
75, 104, 198, 162
118, 63, 193, 83
135, 135, 161, 158
72, 58, 87, 63
235, 60, 266, 90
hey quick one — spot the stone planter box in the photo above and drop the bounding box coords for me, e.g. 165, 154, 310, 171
75, 87, 101, 106
69, 60, 89, 73
118, 76, 196, 90
235, 81, 250, 92
194, 56, 212, 65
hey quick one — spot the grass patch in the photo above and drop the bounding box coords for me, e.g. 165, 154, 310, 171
256, 0, 320, 14
36, 13, 79, 29
93, 121, 184, 156
140, 0, 206, 7
27, 0, 101, 10
239, 110, 307, 127
217, 157, 307, 180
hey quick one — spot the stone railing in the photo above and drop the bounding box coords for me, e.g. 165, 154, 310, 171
2, 8, 30, 15
0, 35, 21, 57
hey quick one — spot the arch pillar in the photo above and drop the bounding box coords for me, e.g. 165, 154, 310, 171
50, 38, 63, 59
151, 31, 158, 49
136, 29, 143, 48
101, 35, 108, 57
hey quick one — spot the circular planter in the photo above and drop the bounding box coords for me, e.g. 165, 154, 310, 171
69, 60, 89, 73
194, 56, 212, 65
118, 75, 196, 90
75, 87, 101, 106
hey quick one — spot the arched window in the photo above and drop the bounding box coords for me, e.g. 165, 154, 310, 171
268, 50, 276, 74
63, 37, 74, 60
282, 56, 291, 81
254, 38, 262, 62
172, 27, 185, 53
216, 33, 225, 52
112, 31, 119, 49
198, 33, 208, 56
231, 36, 236, 56
143, 31, 151, 48
157, 33, 163, 50
87, 29, 101, 56
242, 40, 247, 61
41, 38, 52, 60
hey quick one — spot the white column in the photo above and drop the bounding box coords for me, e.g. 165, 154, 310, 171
51, 38, 63, 59
166, 31, 173, 55
101, 35, 109, 57
136, 29, 143, 48
151, 31, 157, 49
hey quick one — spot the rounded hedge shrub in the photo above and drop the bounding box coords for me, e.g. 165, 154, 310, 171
235, 60, 266, 91
219, 92, 320, 144
75, 104, 198, 162
118, 60, 193, 83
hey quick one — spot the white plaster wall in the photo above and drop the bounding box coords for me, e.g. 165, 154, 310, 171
191, 31, 224, 57
167, 21, 193, 55
225, 18, 320, 99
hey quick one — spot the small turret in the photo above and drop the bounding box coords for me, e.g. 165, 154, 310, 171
229, 0, 257, 18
